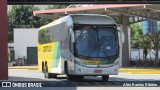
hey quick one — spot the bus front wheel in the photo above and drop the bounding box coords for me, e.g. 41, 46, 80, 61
65, 62, 73, 80
102, 75, 109, 81
67, 75, 74, 80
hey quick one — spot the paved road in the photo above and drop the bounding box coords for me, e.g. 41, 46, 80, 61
0, 69, 159, 90
1, 87, 160, 90
8, 69, 160, 81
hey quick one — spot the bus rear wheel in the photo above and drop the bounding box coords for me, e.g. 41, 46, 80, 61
102, 75, 109, 81
43, 66, 52, 79
51, 74, 57, 78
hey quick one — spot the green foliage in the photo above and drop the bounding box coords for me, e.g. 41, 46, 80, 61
8, 5, 70, 42
130, 22, 160, 63
130, 22, 160, 49
9, 5, 38, 28
130, 23, 152, 50
46, 5, 69, 9
130, 23, 143, 38
8, 5, 52, 42
8, 50, 11, 62
130, 23, 143, 49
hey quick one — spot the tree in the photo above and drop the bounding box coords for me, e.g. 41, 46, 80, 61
46, 5, 69, 9
139, 35, 151, 60
8, 5, 71, 42
8, 5, 52, 42
147, 22, 160, 65
130, 22, 160, 66
130, 23, 143, 49
148, 33, 160, 65
130, 23, 151, 61
8, 15, 14, 43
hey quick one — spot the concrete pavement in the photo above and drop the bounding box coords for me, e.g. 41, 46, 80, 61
8, 66, 38, 70
8, 66, 160, 74
6, 69, 160, 87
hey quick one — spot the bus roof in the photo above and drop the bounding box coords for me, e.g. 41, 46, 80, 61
39, 15, 69, 30
39, 14, 115, 30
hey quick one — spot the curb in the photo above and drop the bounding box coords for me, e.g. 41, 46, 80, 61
119, 68, 160, 74
128, 72, 160, 74
8, 66, 38, 70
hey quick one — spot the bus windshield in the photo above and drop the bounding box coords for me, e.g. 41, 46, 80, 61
74, 25, 118, 59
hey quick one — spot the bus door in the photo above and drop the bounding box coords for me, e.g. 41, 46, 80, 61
68, 28, 75, 74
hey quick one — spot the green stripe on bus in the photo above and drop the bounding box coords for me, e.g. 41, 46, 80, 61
52, 42, 60, 68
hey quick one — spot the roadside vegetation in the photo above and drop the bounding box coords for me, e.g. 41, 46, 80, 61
130, 22, 160, 67
7, 5, 160, 67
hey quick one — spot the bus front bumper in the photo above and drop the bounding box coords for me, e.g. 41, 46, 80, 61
71, 64, 119, 76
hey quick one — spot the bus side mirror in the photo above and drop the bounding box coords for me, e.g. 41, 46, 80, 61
117, 29, 125, 43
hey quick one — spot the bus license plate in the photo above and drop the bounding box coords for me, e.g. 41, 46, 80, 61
94, 70, 102, 73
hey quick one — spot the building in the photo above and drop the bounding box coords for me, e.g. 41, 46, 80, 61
13, 28, 38, 65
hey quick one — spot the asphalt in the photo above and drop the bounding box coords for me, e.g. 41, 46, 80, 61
8, 66, 160, 74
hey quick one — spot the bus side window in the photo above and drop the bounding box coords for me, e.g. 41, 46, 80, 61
38, 29, 46, 44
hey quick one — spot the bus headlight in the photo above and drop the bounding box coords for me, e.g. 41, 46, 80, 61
114, 59, 119, 65
74, 59, 83, 65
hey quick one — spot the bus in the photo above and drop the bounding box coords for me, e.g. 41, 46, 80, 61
38, 14, 123, 81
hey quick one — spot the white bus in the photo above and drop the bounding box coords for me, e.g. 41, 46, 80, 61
38, 14, 123, 81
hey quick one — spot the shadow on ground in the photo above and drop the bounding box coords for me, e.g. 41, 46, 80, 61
1, 76, 159, 87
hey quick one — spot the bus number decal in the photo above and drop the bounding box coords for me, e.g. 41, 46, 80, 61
43, 46, 52, 52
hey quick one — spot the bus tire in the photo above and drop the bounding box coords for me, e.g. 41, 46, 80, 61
44, 66, 52, 79
65, 62, 73, 80
42, 62, 44, 73
102, 75, 109, 81
67, 75, 74, 80
51, 74, 57, 78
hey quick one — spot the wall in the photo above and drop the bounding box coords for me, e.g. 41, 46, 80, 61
131, 49, 160, 60
14, 28, 38, 59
